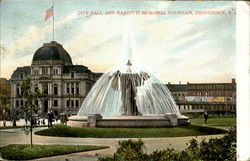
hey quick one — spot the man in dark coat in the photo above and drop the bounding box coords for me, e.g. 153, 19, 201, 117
47, 110, 54, 127
204, 111, 208, 124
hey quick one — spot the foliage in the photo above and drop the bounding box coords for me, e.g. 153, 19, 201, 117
0, 97, 10, 120
20, 77, 47, 146
98, 126, 236, 161
98, 139, 147, 161
35, 124, 226, 138
0, 144, 108, 160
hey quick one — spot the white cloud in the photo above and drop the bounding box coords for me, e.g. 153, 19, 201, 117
2, 12, 78, 57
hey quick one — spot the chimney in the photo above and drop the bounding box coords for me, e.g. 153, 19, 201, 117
179, 81, 181, 84
232, 78, 236, 83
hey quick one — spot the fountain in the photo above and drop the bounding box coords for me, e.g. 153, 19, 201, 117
68, 23, 189, 128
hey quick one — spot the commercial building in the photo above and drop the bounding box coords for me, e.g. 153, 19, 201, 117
166, 79, 236, 114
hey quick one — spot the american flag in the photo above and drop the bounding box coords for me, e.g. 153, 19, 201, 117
45, 6, 53, 21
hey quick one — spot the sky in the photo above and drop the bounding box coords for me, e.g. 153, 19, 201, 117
0, 0, 236, 84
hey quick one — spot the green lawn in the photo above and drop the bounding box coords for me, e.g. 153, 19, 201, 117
190, 117, 236, 127
0, 144, 109, 160
34, 124, 226, 138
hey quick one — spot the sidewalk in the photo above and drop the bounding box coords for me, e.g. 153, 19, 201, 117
0, 127, 224, 161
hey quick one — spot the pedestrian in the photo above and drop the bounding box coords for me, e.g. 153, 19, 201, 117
42, 119, 45, 125
47, 111, 51, 127
204, 111, 208, 124
47, 110, 54, 128
50, 110, 54, 125
3, 119, 6, 127
13, 118, 16, 127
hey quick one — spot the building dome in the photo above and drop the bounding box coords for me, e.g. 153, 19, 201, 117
32, 41, 73, 65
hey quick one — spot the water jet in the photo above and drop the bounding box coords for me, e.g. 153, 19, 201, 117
68, 23, 189, 128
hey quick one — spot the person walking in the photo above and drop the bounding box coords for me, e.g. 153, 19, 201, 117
47, 110, 54, 128
3, 119, 6, 127
204, 111, 208, 124
47, 111, 51, 127
13, 118, 16, 127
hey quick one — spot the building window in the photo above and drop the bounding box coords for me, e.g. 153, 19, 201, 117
76, 83, 79, 94
16, 100, 19, 108
66, 100, 70, 107
71, 83, 74, 94
71, 72, 74, 78
20, 87, 24, 96
20, 73, 24, 79
67, 83, 70, 94
71, 100, 74, 107
20, 100, 23, 107
54, 100, 58, 107
42, 68, 49, 75
16, 87, 20, 96
76, 100, 79, 107
54, 84, 58, 95
33, 69, 39, 75
44, 84, 48, 94
53, 68, 59, 75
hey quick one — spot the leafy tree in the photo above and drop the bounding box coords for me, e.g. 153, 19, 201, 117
0, 98, 10, 120
20, 77, 47, 147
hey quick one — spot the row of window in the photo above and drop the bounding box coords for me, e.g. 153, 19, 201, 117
178, 105, 236, 111
32, 67, 62, 75
188, 91, 236, 96
173, 91, 236, 97
32, 68, 77, 78
66, 83, 80, 94
189, 84, 236, 90
16, 83, 80, 96
15, 100, 39, 108
66, 100, 80, 108
15, 99, 80, 108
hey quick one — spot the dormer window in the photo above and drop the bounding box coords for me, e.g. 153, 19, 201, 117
42, 67, 49, 75
53, 68, 60, 75
33, 69, 39, 75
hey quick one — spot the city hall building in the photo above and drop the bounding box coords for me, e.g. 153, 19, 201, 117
10, 41, 101, 118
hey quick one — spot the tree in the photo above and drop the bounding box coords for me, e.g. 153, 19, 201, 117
0, 98, 10, 120
20, 77, 47, 147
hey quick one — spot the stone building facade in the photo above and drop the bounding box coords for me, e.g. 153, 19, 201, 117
0, 78, 11, 120
10, 41, 100, 118
166, 79, 236, 113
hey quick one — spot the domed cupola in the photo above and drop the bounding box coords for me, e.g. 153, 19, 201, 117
32, 41, 72, 65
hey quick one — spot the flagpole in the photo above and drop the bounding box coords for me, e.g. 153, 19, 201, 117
52, 0, 54, 41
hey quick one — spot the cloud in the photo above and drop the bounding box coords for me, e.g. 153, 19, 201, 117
2, 12, 78, 57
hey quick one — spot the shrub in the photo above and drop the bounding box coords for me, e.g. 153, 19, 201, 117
98, 139, 147, 161
98, 126, 236, 161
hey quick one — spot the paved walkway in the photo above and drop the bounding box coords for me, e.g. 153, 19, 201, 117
0, 127, 225, 161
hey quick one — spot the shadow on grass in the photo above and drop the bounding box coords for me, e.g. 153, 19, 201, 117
34, 124, 226, 138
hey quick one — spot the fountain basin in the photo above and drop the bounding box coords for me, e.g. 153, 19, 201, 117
67, 114, 189, 128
